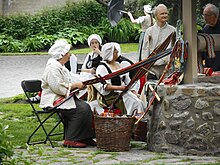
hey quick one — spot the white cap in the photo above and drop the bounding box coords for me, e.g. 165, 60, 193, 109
112, 42, 121, 56
87, 34, 102, 47
144, 5, 152, 13
101, 43, 115, 62
48, 39, 71, 60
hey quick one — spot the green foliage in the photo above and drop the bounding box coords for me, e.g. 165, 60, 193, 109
0, 14, 33, 40
0, 124, 14, 163
100, 18, 140, 43
0, 1, 108, 52
56, 28, 88, 45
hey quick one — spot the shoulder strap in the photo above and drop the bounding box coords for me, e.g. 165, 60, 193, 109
116, 56, 133, 65
99, 62, 112, 73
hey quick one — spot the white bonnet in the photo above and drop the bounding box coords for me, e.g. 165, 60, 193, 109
87, 34, 102, 47
48, 39, 71, 60
112, 42, 121, 56
101, 42, 115, 61
144, 5, 152, 13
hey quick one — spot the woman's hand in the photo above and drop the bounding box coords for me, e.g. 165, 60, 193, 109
90, 68, 96, 74
118, 85, 126, 91
131, 90, 140, 98
71, 82, 85, 90
93, 47, 101, 55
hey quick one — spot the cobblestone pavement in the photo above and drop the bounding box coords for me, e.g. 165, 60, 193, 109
15, 141, 220, 165
0, 53, 136, 98
2, 54, 220, 164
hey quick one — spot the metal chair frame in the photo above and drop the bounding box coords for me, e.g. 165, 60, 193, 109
21, 79, 64, 148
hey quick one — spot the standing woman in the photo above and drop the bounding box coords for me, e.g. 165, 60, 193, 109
94, 42, 146, 115
127, 5, 154, 62
40, 39, 96, 148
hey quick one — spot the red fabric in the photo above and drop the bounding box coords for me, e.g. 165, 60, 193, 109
138, 75, 146, 94
163, 72, 181, 85
53, 97, 65, 106
38, 91, 42, 97
203, 67, 213, 76
104, 108, 121, 115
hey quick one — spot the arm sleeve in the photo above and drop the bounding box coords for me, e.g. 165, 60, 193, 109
70, 55, 78, 74
94, 65, 111, 95
45, 66, 69, 96
81, 54, 90, 70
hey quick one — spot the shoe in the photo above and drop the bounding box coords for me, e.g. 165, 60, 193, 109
80, 138, 96, 146
30, 95, 41, 103
63, 140, 87, 148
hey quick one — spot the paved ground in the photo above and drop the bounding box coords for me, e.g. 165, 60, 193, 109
0, 53, 136, 98
15, 141, 220, 165
2, 54, 220, 164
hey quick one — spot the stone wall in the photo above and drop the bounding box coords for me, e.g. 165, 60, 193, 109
146, 82, 220, 156
0, 0, 79, 16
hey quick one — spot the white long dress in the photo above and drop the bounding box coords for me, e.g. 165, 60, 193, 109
94, 61, 146, 115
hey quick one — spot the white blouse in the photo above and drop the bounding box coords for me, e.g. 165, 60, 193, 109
40, 58, 76, 109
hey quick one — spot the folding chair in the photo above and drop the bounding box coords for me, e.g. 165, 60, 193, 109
21, 79, 64, 148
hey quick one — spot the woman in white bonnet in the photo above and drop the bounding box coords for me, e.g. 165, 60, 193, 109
40, 39, 96, 148
80, 34, 102, 78
127, 5, 154, 62
94, 42, 146, 115
74, 34, 103, 99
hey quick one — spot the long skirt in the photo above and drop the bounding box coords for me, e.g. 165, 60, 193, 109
60, 97, 95, 141
136, 31, 145, 62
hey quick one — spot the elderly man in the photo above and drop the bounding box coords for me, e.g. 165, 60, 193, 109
202, 3, 220, 71
142, 4, 175, 79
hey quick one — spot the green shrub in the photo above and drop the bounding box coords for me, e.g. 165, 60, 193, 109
0, 0, 141, 52
100, 18, 140, 43
0, 124, 14, 163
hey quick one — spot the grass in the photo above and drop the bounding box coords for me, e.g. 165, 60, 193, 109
0, 43, 138, 56
0, 97, 63, 148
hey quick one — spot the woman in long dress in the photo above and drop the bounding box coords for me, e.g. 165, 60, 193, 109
94, 42, 146, 115
127, 5, 154, 62
40, 39, 96, 148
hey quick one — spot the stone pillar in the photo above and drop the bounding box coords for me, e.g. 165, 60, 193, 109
147, 84, 220, 156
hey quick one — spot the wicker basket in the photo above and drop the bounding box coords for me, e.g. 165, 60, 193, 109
94, 115, 135, 152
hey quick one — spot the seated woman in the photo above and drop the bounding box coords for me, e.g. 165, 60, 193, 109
74, 34, 103, 99
40, 39, 95, 148
114, 42, 141, 95
80, 34, 102, 80
94, 42, 146, 115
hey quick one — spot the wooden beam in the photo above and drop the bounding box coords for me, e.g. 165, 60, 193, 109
182, 0, 197, 83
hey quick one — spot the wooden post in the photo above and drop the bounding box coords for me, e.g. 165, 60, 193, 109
182, 0, 197, 83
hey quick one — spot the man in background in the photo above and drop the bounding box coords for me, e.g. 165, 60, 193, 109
202, 3, 220, 71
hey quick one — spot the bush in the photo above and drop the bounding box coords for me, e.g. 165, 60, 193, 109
99, 18, 140, 43
0, 124, 14, 163
0, 0, 141, 52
